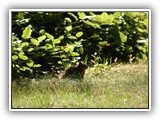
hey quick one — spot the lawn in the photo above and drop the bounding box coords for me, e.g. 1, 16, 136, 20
11, 62, 149, 109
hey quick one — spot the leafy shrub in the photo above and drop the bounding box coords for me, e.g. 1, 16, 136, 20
11, 11, 148, 79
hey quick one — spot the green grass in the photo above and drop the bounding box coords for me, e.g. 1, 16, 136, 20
11, 62, 149, 108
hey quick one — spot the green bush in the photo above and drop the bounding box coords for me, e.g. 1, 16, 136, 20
11, 11, 148, 79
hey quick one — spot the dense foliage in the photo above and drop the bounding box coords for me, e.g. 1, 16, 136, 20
11, 11, 149, 79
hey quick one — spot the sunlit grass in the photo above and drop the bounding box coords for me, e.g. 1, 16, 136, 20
12, 62, 148, 108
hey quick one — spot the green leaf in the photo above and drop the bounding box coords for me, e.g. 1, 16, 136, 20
68, 36, 77, 40
12, 35, 19, 41
119, 32, 127, 43
113, 12, 120, 18
80, 39, 85, 42
38, 46, 46, 50
45, 33, 54, 41
83, 20, 100, 28
104, 13, 115, 25
64, 47, 70, 53
60, 54, 66, 58
17, 13, 24, 20
31, 38, 39, 46
45, 43, 53, 50
53, 39, 61, 44
65, 17, 72, 23
58, 61, 62, 65
64, 44, 75, 53
93, 12, 114, 25
33, 64, 42, 68
53, 35, 64, 44
71, 52, 79, 56
101, 12, 109, 21
78, 12, 86, 19
27, 48, 34, 52
18, 52, 28, 60
78, 47, 84, 55
22, 26, 32, 39
20, 66, 29, 71
59, 35, 64, 40
20, 42, 29, 49
98, 41, 107, 46
93, 12, 108, 23
65, 26, 72, 32
68, 13, 78, 21
143, 19, 148, 30
124, 12, 144, 19
12, 55, 18, 61
39, 29, 45, 35
26, 59, 34, 67
136, 27, 148, 33
138, 46, 146, 53
38, 35, 46, 42
53, 46, 61, 52
76, 32, 83, 38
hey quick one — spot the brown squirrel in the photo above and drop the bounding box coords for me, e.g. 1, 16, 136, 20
61, 61, 88, 80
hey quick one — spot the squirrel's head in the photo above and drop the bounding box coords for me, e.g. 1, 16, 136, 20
78, 61, 88, 69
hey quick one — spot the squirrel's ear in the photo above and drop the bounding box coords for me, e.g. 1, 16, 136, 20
78, 61, 81, 65
78, 61, 82, 65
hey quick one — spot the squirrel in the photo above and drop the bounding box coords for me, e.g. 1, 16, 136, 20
51, 61, 88, 85
61, 61, 88, 80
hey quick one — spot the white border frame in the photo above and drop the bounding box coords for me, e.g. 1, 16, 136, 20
9, 9, 151, 111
